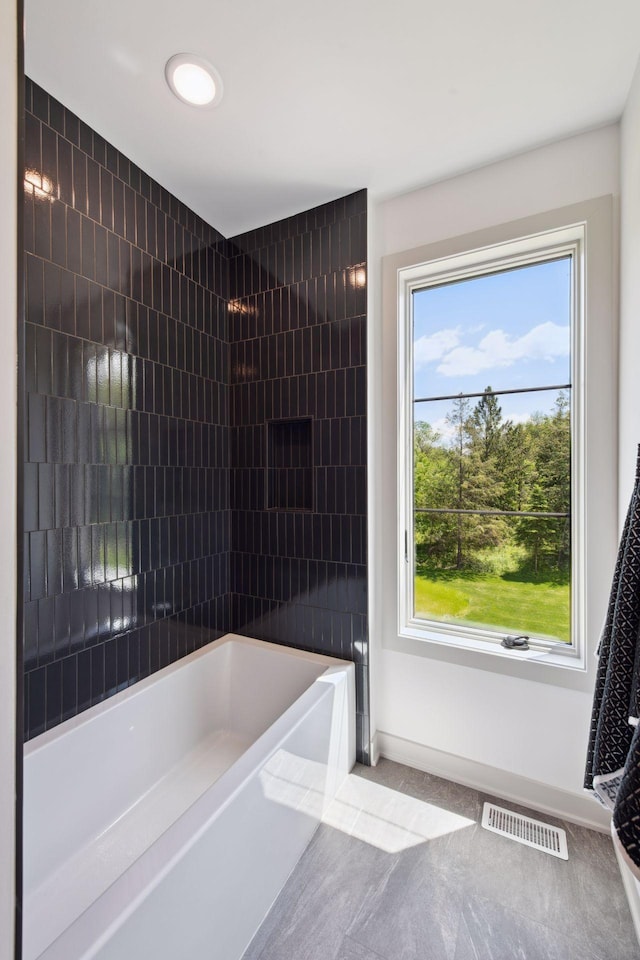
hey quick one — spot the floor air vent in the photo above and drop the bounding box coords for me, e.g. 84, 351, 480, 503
481, 802, 568, 860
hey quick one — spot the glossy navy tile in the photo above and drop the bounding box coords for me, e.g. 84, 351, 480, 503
78, 121, 92, 159
23, 80, 230, 739
45, 658, 62, 728
61, 654, 77, 720
77, 649, 91, 712
27, 667, 46, 739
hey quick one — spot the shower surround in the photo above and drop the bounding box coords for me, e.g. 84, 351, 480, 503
22, 79, 369, 761
227, 194, 369, 760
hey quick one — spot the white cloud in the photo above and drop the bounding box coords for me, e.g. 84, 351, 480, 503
414, 328, 461, 369
430, 416, 457, 443
436, 321, 569, 377
506, 412, 534, 426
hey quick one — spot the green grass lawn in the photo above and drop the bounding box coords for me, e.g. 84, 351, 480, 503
415, 567, 570, 642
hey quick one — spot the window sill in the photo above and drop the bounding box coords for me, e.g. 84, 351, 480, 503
388, 624, 592, 692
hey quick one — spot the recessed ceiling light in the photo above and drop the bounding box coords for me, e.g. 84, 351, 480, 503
165, 54, 223, 108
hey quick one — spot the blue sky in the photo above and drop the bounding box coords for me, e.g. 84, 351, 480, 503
413, 257, 571, 440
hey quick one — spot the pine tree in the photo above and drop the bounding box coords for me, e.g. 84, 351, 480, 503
444, 394, 508, 568
413, 420, 458, 564
497, 421, 536, 512
470, 386, 503, 461
523, 392, 571, 571
515, 482, 553, 574
447, 396, 471, 568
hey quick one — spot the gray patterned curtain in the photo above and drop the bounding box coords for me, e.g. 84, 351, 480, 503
585, 445, 640, 874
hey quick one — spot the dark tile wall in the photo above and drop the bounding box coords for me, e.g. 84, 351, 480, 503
22, 79, 230, 739
227, 192, 370, 762
21, 78, 370, 761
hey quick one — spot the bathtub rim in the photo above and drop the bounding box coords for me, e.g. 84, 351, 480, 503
23, 633, 351, 758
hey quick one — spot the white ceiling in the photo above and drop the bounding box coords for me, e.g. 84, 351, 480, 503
25, 0, 640, 238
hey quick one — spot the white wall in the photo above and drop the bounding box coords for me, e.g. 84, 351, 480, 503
620, 59, 640, 517
370, 126, 620, 827
0, 0, 18, 955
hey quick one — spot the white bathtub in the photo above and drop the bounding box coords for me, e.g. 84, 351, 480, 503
23, 633, 355, 960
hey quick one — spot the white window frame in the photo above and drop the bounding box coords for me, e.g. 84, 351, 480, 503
397, 225, 586, 665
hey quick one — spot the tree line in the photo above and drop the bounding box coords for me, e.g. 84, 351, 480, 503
414, 388, 570, 575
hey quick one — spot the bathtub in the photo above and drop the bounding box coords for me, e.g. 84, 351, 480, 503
23, 633, 355, 960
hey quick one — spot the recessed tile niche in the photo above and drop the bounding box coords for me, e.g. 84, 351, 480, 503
266, 418, 313, 511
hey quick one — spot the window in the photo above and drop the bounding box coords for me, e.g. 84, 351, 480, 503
397, 224, 585, 657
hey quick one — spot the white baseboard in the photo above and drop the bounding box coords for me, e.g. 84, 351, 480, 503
376, 730, 611, 833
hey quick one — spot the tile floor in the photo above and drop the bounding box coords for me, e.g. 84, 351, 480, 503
242, 758, 639, 960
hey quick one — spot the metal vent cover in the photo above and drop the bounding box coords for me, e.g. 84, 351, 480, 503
481, 802, 568, 860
